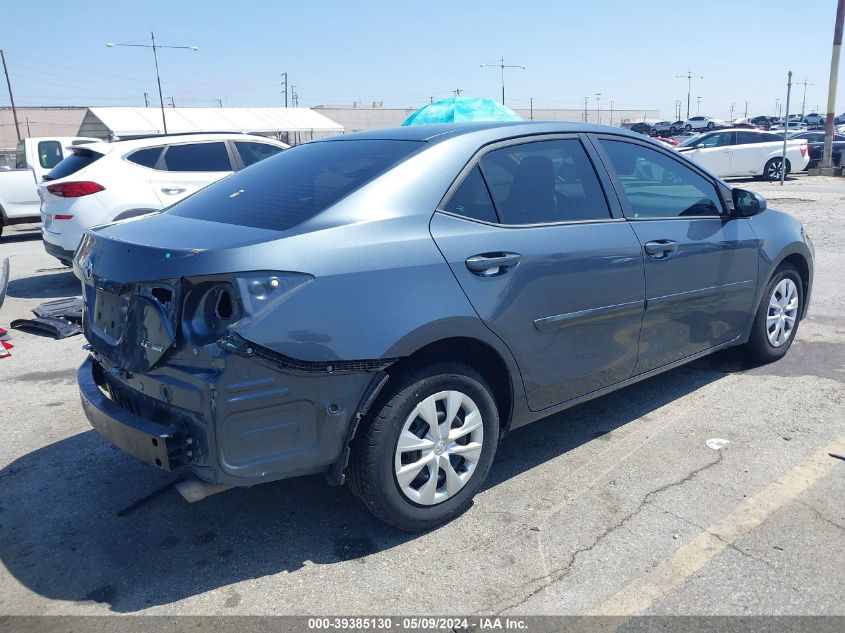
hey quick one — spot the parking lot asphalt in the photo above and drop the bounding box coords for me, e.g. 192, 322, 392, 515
0, 175, 843, 616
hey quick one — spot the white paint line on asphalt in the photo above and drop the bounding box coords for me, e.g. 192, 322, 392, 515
588, 432, 845, 620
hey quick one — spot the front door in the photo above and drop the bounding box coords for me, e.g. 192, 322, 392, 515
593, 136, 759, 374
430, 136, 645, 411
678, 131, 736, 176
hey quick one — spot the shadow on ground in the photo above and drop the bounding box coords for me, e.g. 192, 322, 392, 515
0, 228, 41, 244
6, 270, 79, 299
0, 346, 813, 613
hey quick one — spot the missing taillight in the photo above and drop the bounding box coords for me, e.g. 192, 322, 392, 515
216, 290, 233, 320
152, 287, 173, 304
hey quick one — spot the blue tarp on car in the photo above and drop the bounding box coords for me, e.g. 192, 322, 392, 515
402, 97, 522, 126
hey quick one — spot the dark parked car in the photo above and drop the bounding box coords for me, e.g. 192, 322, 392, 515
629, 122, 653, 135
788, 131, 845, 168
75, 122, 814, 530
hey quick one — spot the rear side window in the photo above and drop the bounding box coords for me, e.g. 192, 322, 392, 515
126, 146, 163, 168
443, 167, 498, 223
15, 142, 25, 169
168, 139, 422, 231
736, 131, 766, 144
162, 142, 231, 172
479, 139, 610, 224
599, 139, 723, 219
235, 141, 284, 167
44, 148, 104, 181
38, 141, 63, 169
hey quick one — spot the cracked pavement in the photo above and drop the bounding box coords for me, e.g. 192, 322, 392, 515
0, 175, 843, 616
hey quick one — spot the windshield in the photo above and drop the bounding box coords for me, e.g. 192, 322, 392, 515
168, 139, 423, 231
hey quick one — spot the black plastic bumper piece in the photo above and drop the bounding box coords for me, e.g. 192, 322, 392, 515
78, 356, 184, 470
43, 240, 76, 266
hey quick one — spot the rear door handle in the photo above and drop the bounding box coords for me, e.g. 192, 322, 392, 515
161, 187, 186, 195
643, 240, 679, 258
465, 252, 521, 275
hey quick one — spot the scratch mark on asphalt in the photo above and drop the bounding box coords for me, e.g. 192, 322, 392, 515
116, 477, 184, 517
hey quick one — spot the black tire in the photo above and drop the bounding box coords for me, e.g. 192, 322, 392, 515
685, 124, 692, 132
763, 157, 788, 181
706, 121, 715, 130
744, 262, 803, 364
347, 362, 500, 531
649, 128, 658, 137
670, 126, 678, 135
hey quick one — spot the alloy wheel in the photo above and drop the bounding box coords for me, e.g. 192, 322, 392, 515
766, 159, 784, 180
767, 278, 799, 347
394, 390, 484, 506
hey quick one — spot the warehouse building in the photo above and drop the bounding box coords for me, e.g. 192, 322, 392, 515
0, 107, 87, 168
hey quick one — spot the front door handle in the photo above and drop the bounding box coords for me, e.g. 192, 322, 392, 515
643, 240, 679, 258
161, 187, 186, 195
465, 252, 521, 275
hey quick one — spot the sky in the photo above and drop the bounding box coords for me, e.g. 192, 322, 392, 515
1, 0, 843, 120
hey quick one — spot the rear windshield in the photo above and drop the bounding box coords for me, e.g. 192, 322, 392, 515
45, 148, 104, 181
168, 139, 422, 231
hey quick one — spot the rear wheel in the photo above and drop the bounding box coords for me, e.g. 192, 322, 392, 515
763, 157, 787, 181
347, 362, 499, 531
706, 121, 715, 130
745, 263, 803, 363
685, 124, 692, 132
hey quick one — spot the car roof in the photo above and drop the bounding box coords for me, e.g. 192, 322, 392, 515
314, 121, 642, 144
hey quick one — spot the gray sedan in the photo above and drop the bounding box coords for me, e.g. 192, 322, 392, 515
73, 122, 814, 530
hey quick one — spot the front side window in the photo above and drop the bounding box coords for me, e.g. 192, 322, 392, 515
443, 166, 498, 223
162, 142, 231, 172
599, 139, 723, 219
697, 132, 735, 148
235, 142, 285, 167
479, 139, 610, 224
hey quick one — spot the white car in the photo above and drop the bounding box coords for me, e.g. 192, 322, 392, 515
684, 116, 725, 131
802, 113, 826, 126
39, 133, 288, 264
770, 120, 808, 133
675, 128, 809, 179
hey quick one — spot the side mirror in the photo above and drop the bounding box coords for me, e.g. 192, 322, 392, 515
731, 188, 767, 217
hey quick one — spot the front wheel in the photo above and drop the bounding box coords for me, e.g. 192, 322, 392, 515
347, 362, 500, 531
706, 121, 715, 130
685, 124, 692, 131
744, 263, 803, 364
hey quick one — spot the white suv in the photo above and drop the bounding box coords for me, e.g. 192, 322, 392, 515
39, 133, 288, 264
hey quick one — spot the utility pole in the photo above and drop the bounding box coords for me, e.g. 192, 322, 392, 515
781, 71, 793, 185
429, 96, 434, 103
729, 102, 735, 121
167, 96, 175, 108
529, 97, 533, 120
291, 86, 299, 106
696, 96, 702, 115
25, 116, 31, 136
281, 72, 288, 107
822, 0, 845, 172
480, 56, 525, 105
745, 100, 749, 118
215, 98, 222, 108
583, 96, 589, 123
610, 100, 615, 126
144, 92, 150, 107
676, 69, 703, 119
107, 32, 198, 134
452, 88, 463, 97
1, 50, 21, 142
775, 98, 781, 118
797, 78, 813, 119
595, 92, 602, 124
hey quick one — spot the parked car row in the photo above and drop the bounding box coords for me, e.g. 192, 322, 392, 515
37, 133, 287, 264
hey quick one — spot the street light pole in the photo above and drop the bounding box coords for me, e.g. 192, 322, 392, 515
595, 92, 602, 124
480, 56, 525, 105
106, 32, 199, 134
696, 96, 702, 115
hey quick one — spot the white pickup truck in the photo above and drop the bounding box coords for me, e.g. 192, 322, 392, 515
0, 136, 98, 238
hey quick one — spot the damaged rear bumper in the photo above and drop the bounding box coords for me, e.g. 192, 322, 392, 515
78, 348, 383, 487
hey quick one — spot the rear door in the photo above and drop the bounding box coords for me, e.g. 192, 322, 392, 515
150, 141, 234, 206
430, 135, 645, 411
730, 131, 771, 175
592, 135, 759, 374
